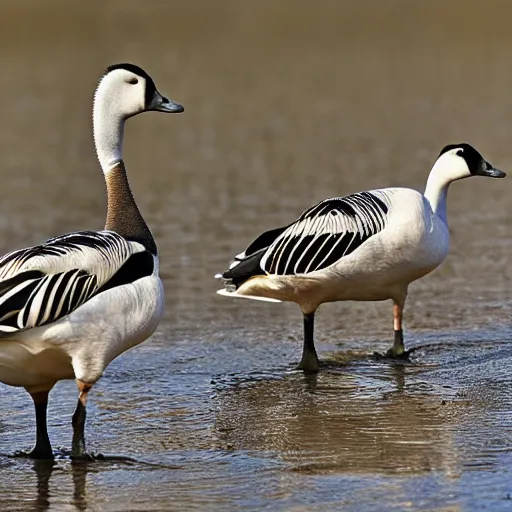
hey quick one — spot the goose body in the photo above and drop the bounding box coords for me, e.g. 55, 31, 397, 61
223, 188, 449, 307
217, 144, 505, 371
0, 63, 184, 458
0, 231, 162, 389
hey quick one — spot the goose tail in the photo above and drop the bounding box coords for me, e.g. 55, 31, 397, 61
215, 247, 281, 303
216, 247, 267, 288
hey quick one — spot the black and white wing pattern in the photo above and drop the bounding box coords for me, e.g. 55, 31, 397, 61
260, 191, 391, 275
0, 230, 152, 334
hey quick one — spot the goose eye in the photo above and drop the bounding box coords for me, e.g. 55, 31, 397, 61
456, 149, 463, 156
128, 78, 138, 85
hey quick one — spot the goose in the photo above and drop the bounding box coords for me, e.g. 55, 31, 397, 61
216, 144, 505, 372
0, 63, 183, 459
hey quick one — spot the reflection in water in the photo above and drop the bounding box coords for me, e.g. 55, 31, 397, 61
33, 460, 88, 512
33, 460, 54, 512
1, 338, 512, 510
71, 462, 88, 512
0, 459, 89, 512
212, 362, 460, 476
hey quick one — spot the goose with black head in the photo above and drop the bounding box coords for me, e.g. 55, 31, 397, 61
216, 143, 505, 372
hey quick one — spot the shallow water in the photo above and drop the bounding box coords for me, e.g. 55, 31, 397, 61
1, 1, 512, 510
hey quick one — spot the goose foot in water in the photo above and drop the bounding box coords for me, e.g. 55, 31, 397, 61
296, 353, 320, 373
13, 448, 53, 460
373, 328, 411, 360
373, 349, 412, 361
70, 452, 105, 462
69, 452, 136, 462
13, 389, 54, 459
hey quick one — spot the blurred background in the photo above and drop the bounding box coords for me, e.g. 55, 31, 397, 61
1, 1, 512, 511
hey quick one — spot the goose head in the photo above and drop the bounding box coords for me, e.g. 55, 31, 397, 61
93, 63, 184, 170
435, 143, 506, 182
95, 63, 184, 120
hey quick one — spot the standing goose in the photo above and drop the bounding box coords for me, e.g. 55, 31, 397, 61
0, 64, 183, 458
216, 144, 505, 372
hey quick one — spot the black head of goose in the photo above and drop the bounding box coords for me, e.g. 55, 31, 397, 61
423, 143, 505, 221
437, 143, 505, 178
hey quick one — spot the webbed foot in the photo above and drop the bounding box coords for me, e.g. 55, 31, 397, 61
12, 447, 54, 460
297, 353, 320, 373
373, 348, 411, 361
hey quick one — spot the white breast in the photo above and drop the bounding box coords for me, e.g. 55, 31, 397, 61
0, 275, 164, 389
323, 188, 450, 296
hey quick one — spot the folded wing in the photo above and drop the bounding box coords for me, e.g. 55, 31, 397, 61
260, 191, 390, 275
0, 230, 151, 334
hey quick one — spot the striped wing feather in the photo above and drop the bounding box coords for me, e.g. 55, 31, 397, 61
0, 230, 146, 334
260, 191, 390, 275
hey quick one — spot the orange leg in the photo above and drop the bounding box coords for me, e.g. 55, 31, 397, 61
71, 380, 93, 458
386, 301, 406, 357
